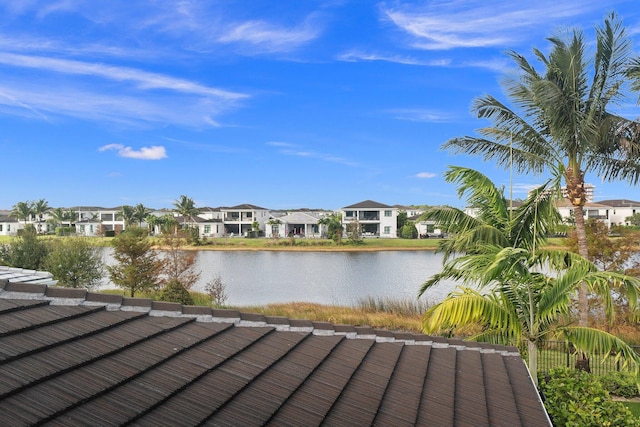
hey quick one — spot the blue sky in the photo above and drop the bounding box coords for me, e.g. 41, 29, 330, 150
2, 1, 640, 210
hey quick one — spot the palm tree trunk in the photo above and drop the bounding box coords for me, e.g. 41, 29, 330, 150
527, 340, 538, 388
573, 205, 589, 327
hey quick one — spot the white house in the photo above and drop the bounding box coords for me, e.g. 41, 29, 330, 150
597, 199, 640, 226
340, 200, 398, 238
264, 211, 327, 238
556, 200, 611, 227
220, 204, 270, 236
0, 212, 21, 236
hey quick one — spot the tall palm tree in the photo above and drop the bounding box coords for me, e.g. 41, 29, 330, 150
422, 245, 640, 387
118, 205, 136, 229
32, 199, 50, 223
11, 201, 33, 224
442, 13, 640, 327
173, 195, 199, 229
133, 203, 151, 227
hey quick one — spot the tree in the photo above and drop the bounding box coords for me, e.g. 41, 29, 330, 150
46, 238, 104, 289
267, 218, 283, 239
32, 199, 50, 224
318, 213, 343, 243
205, 275, 228, 306
173, 195, 199, 229
396, 210, 408, 233
11, 201, 33, 224
0, 225, 50, 270
442, 14, 640, 328
106, 227, 161, 297
345, 219, 363, 245
118, 205, 136, 228
158, 279, 194, 305
133, 203, 151, 227
158, 232, 200, 290
421, 245, 640, 387
145, 214, 163, 235
625, 212, 640, 227
400, 221, 418, 239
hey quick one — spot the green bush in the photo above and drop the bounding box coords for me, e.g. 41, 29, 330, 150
159, 279, 194, 305
600, 372, 640, 399
539, 368, 640, 426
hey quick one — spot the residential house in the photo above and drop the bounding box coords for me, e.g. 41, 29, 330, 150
265, 211, 326, 238
341, 200, 398, 238
556, 200, 611, 227
221, 204, 270, 236
598, 199, 640, 226
0, 280, 552, 426
0, 211, 20, 236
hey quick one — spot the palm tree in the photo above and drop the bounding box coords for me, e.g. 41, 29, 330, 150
442, 13, 640, 327
133, 203, 151, 227
11, 201, 33, 224
421, 245, 640, 387
118, 205, 136, 228
173, 195, 199, 229
32, 199, 50, 223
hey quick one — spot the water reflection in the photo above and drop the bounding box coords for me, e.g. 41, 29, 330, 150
101, 249, 456, 307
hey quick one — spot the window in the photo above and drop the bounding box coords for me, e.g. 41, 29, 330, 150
0, 225, 2, 231
204, 225, 211, 234
384, 226, 391, 235
384, 210, 392, 217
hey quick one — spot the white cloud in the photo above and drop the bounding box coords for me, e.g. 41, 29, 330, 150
269, 142, 360, 167
388, 108, 453, 123
416, 172, 437, 179
381, 1, 598, 50
337, 50, 451, 66
99, 144, 167, 160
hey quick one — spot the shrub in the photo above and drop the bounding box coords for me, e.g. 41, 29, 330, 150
159, 279, 194, 305
600, 372, 640, 399
539, 368, 640, 426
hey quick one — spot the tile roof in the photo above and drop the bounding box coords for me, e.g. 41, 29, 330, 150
0, 280, 551, 426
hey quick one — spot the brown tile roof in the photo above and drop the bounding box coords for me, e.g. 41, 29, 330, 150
0, 280, 551, 426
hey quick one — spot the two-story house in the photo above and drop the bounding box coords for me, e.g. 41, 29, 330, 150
340, 200, 398, 238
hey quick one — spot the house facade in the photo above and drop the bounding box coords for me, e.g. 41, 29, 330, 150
265, 211, 327, 238
220, 204, 269, 236
598, 199, 640, 226
340, 200, 398, 238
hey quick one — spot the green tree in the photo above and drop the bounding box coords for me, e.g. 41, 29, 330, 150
0, 225, 50, 270
11, 201, 33, 224
32, 199, 50, 224
145, 214, 163, 235
118, 205, 136, 228
133, 203, 151, 227
625, 213, 640, 227
267, 218, 283, 239
396, 210, 408, 233
400, 221, 418, 239
158, 278, 194, 305
106, 227, 161, 297
421, 245, 640, 387
173, 195, 199, 229
442, 14, 640, 328
46, 238, 104, 289
318, 213, 343, 243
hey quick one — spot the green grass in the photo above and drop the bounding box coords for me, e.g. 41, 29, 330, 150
622, 401, 640, 417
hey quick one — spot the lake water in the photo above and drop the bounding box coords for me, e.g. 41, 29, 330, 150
101, 249, 456, 306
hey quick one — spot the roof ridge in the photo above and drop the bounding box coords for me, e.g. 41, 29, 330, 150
0, 279, 519, 355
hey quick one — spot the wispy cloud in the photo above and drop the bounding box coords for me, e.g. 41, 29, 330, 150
416, 172, 437, 179
337, 50, 451, 66
387, 108, 454, 123
267, 141, 360, 167
218, 17, 322, 53
381, 1, 598, 50
99, 144, 168, 160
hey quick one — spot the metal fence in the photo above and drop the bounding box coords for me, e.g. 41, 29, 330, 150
530, 341, 640, 376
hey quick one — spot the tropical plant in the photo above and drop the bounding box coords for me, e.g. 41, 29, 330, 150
118, 205, 136, 228
420, 245, 640, 387
133, 203, 151, 227
267, 218, 283, 239
106, 227, 161, 297
0, 225, 50, 270
32, 199, 50, 223
173, 195, 199, 229
45, 238, 104, 289
318, 213, 343, 243
11, 201, 33, 224
441, 13, 640, 328
145, 214, 163, 235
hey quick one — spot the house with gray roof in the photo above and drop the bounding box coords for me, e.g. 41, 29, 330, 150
341, 200, 398, 238
597, 199, 640, 226
0, 279, 551, 426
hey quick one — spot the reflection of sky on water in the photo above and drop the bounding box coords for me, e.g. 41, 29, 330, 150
100, 249, 457, 306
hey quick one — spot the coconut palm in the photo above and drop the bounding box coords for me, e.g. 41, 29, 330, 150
133, 203, 151, 227
421, 245, 640, 387
118, 205, 136, 228
32, 199, 50, 223
419, 166, 560, 291
11, 201, 33, 224
442, 13, 640, 327
173, 195, 199, 229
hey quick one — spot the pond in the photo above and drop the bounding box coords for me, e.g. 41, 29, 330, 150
101, 249, 456, 307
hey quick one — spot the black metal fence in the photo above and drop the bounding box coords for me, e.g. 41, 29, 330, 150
531, 341, 640, 376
